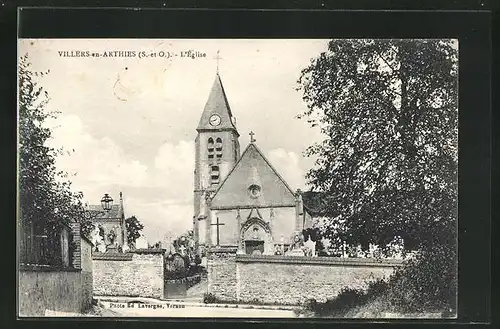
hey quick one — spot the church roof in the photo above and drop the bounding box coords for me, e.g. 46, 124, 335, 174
87, 204, 123, 220
210, 142, 297, 209
197, 73, 238, 134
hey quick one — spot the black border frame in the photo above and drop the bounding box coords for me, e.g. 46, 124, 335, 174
3, 5, 493, 329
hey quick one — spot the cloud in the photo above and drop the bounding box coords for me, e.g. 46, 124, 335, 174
45, 115, 195, 243
153, 140, 194, 201
125, 198, 193, 243
266, 148, 306, 191
47, 115, 149, 189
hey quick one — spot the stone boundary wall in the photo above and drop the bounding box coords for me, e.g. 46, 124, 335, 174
207, 247, 238, 301
93, 249, 165, 299
18, 233, 94, 317
207, 253, 404, 305
236, 254, 404, 267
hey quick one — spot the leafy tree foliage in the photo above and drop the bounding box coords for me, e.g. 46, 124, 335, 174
298, 40, 458, 311
298, 39, 457, 252
18, 54, 87, 238
125, 215, 144, 248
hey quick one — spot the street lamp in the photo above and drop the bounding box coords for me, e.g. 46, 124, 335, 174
100, 193, 114, 211
83, 193, 114, 220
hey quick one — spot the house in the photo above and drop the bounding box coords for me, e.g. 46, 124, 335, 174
87, 192, 126, 252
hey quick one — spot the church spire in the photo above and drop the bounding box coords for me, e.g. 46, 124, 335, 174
197, 73, 238, 135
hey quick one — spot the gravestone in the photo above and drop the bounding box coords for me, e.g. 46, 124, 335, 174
164, 253, 188, 299
286, 232, 305, 256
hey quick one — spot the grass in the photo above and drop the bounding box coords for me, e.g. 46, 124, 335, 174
202, 293, 299, 307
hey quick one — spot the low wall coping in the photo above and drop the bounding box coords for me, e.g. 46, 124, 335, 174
235, 254, 405, 267
128, 248, 166, 254
92, 252, 134, 261
207, 246, 238, 253
19, 264, 81, 272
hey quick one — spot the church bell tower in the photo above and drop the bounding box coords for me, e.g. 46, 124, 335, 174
193, 73, 240, 250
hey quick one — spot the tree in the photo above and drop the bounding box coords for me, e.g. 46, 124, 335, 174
125, 215, 144, 248
19, 54, 88, 264
298, 39, 457, 251
297, 40, 458, 310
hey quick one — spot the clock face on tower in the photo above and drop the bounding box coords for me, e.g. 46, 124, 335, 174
209, 114, 221, 126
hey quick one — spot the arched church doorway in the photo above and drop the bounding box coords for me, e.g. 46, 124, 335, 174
240, 218, 273, 255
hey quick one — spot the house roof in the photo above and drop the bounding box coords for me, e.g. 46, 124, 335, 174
210, 142, 297, 209
87, 204, 123, 220
197, 73, 238, 134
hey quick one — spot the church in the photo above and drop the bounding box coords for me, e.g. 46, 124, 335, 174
193, 73, 315, 256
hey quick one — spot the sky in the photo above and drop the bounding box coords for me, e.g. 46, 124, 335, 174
18, 39, 329, 244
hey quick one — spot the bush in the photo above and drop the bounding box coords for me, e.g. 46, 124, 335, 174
186, 274, 202, 289
303, 243, 457, 317
365, 279, 389, 300
187, 264, 206, 277
203, 292, 217, 304
304, 288, 369, 317
386, 244, 457, 313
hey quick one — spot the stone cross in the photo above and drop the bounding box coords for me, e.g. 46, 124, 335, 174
249, 131, 256, 143
214, 50, 222, 73
211, 217, 225, 246
178, 244, 187, 255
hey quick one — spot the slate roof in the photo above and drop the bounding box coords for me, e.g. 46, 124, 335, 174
87, 204, 123, 220
197, 73, 238, 134
210, 143, 297, 209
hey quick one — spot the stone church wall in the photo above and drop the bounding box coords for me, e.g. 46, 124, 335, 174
92, 249, 165, 299
207, 254, 403, 305
213, 209, 238, 245
270, 207, 298, 241
210, 207, 298, 247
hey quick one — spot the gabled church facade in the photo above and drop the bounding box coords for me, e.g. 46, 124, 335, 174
193, 73, 313, 256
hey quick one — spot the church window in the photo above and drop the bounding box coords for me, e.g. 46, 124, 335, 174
215, 137, 223, 159
215, 138, 222, 150
248, 184, 261, 198
233, 140, 238, 161
252, 226, 259, 239
207, 138, 214, 159
210, 165, 220, 184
